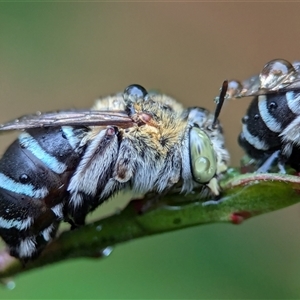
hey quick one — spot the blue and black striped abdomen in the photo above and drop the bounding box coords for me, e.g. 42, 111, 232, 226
0, 126, 86, 259
239, 91, 300, 172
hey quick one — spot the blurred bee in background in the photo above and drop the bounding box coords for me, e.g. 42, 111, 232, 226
0, 83, 229, 260
216, 59, 300, 173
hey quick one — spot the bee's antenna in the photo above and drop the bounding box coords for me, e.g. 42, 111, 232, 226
212, 80, 228, 129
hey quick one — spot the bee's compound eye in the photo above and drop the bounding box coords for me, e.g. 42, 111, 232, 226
189, 127, 217, 183
123, 84, 148, 103
19, 173, 31, 184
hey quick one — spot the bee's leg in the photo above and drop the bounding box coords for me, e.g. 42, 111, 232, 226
277, 156, 287, 174
256, 150, 281, 173
67, 126, 119, 227
276, 142, 296, 174
155, 146, 182, 192
135, 147, 183, 213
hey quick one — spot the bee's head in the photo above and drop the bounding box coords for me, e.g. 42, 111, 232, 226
185, 81, 228, 189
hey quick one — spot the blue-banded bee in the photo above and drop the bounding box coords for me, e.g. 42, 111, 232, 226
217, 58, 300, 172
0, 84, 229, 260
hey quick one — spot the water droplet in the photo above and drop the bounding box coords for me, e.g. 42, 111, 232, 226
5, 280, 16, 290
5, 209, 10, 213
260, 59, 297, 90
14, 119, 19, 123
36, 111, 42, 116
226, 80, 243, 98
123, 84, 148, 103
96, 225, 102, 232
100, 246, 113, 257
1, 279, 16, 290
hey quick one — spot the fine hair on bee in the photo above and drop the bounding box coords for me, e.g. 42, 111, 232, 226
0, 83, 229, 260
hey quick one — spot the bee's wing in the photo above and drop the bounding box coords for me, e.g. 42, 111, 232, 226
0, 110, 135, 131
279, 80, 300, 92
220, 75, 300, 101
219, 59, 300, 101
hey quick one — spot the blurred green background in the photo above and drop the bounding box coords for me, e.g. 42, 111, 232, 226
1, 2, 300, 299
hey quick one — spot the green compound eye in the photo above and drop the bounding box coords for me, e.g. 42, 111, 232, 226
189, 127, 217, 183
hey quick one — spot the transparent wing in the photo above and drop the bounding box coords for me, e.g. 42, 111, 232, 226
215, 59, 300, 102
0, 110, 135, 131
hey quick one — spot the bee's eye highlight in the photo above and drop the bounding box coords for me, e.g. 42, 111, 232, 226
194, 157, 210, 174
189, 127, 217, 183
123, 84, 148, 103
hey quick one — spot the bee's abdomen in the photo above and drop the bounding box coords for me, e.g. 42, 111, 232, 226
0, 126, 84, 259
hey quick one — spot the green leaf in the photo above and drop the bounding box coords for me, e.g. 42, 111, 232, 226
0, 170, 300, 279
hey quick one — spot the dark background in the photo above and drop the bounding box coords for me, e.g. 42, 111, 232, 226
1, 3, 300, 298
